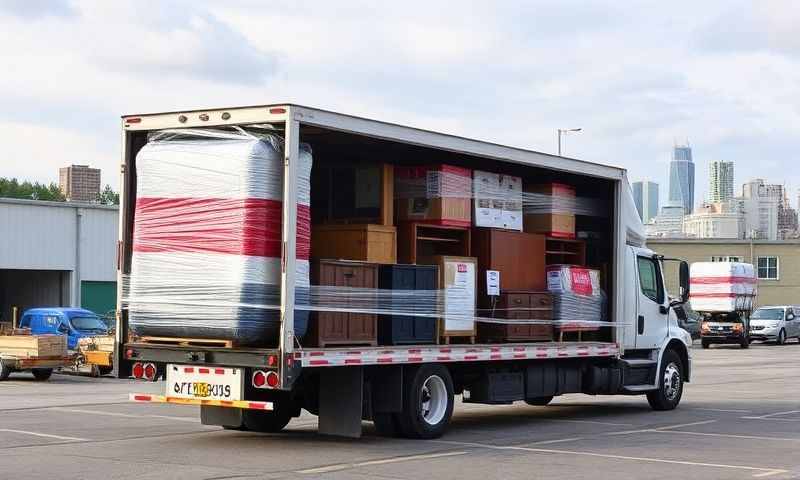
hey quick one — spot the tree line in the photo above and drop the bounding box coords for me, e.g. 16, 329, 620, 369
0, 177, 119, 205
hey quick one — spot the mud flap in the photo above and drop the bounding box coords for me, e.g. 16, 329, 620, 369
319, 366, 363, 438
201, 405, 243, 428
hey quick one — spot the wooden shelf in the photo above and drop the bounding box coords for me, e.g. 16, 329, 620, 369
418, 236, 462, 243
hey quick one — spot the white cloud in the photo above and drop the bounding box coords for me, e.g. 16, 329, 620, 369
1, 0, 799, 209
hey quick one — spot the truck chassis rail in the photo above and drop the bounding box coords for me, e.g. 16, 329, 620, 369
296, 342, 619, 367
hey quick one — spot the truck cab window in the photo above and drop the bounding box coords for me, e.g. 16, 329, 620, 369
637, 257, 663, 304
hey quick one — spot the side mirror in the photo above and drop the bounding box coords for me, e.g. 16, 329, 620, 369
678, 261, 690, 304
788, 314, 795, 321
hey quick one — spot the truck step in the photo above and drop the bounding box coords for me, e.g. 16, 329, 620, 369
620, 358, 657, 367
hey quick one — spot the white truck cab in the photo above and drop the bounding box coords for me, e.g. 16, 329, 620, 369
750, 305, 800, 345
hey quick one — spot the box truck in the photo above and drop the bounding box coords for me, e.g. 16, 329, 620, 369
117, 104, 693, 438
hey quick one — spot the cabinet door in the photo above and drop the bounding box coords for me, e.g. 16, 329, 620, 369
320, 264, 348, 341
345, 265, 377, 341
414, 267, 438, 340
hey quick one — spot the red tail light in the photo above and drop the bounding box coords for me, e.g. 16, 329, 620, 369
126, 117, 142, 124
269, 107, 286, 114
143, 363, 157, 381
132, 362, 144, 379
252, 370, 267, 388
265, 371, 280, 388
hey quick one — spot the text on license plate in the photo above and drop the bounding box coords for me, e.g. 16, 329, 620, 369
166, 365, 243, 401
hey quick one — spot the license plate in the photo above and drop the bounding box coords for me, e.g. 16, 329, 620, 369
166, 365, 243, 401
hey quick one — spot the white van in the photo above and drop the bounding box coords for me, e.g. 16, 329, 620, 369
749, 306, 800, 345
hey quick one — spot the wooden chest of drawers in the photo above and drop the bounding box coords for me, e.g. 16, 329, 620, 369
479, 291, 554, 342
308, 260, 379, 347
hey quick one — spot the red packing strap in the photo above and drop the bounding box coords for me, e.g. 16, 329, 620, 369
690, 276, 757, 285
132, 197, 310, 259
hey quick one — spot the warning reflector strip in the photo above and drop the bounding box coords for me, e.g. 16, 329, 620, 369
129, 393, 273, 410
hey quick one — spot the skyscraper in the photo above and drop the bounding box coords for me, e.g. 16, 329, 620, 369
708, 160, 734, 203
668, 145, 695, 214
59, 164, 101, 202
632, 180, 659, 223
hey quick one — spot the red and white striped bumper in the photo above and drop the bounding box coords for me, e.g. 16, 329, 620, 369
129, 393, 273, 410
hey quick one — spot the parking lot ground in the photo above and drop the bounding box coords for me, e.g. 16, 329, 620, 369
1, 341, 798, 479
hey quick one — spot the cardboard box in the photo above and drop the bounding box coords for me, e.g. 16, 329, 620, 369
523, 183, 576, 239
312, 224, 397, 264
395, 165, 472, 226
473, 171, 522, 231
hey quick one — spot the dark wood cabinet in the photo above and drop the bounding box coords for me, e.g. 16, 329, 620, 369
471, 229, 546, 296
479, 291, 554, 342
309, 260, 378, 347
378, 265, 438, 345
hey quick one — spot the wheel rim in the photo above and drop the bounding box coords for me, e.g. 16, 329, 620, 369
420, 375, 447, 426
663, 362, 681, 402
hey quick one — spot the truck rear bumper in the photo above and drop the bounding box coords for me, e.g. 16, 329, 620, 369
129, 393, 273, 410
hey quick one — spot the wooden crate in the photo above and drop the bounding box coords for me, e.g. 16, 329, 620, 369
312, 224, 397, 264
0, 334, 67, 359
78, 335, 115, 352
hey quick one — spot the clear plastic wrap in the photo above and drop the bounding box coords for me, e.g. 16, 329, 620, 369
689, 262, 757, 313
546, 265, 607, 331
123, 128, 312, 345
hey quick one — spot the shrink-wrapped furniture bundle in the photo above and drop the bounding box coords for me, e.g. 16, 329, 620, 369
689, 262, 757, 313
125, 129, 312, 345
546, 265, 606, 332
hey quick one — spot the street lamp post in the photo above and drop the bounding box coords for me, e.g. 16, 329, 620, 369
557, 128, 582, 156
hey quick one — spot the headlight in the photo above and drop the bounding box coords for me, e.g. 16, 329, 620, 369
770, 322, 779, 328
701, 322, 710, 332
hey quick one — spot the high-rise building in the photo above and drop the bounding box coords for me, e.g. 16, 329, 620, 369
739, 179, 779, 240
668, 145, 695, 214
632, 180, 659, 223
708, 160, 734, 203
59, 165, 101, 202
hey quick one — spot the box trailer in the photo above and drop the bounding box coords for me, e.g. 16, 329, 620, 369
117, 104, 693, 438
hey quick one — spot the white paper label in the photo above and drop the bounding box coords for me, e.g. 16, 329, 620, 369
486, 270, 500, 296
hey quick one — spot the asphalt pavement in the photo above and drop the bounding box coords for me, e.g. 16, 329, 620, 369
1, 341, 798, 479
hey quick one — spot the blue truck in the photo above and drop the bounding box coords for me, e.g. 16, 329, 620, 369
20, 308, 109, 350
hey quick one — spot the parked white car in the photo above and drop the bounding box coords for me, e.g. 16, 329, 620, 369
749, 306, 800, 345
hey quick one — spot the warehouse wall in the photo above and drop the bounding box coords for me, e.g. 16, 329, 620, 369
0, 198, 118, 314
649, 239, 800, 308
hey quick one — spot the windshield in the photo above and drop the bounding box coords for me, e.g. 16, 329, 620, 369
70, 316, 108, 332
751, 308, 784, 320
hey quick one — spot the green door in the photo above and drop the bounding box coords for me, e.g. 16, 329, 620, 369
80, 281, 117, 316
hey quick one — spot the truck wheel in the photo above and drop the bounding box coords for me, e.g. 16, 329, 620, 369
396, 364, 454, 439
98, 366, 113, 376
777, 329, 786, 345
525, 396, 554, 406
701, 339, 710, 349
31, 368, 53, 381
242, 404, 292, 433
646, 350, 683, 411
0, 360, 11, 381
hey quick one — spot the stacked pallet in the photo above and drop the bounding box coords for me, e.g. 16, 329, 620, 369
0, 334, 67, 359
78, 335, 115, 352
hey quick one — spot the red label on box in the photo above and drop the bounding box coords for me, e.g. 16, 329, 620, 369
570, 268, 593, 295
457, 263, 467, 273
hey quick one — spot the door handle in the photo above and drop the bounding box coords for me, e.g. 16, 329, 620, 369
638, 315, 645, 334
659, 305, 668, 315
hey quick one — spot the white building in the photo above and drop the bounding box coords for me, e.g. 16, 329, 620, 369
682, 203, 743, 239
0, 198, 119, 322
739, 179, 779, 240
646, 203, 685, 238
708, 161, 734, 203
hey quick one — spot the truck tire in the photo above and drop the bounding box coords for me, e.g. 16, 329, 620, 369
701, 339, 710, 349
242, 404, 292, 433
777, 329, 786, 345
525, 396, 554, 406
31, 368, 53, 381
396, 364, 454, 439
646, 350, 683, 411
740, 337, 750, 349
98, 366, 113, 376
0, 360, 11, 381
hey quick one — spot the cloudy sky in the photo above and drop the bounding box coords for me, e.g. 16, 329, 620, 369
1, 0, 799, 208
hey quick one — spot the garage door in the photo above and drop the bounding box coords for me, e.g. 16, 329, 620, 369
81, 281, 117, 316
